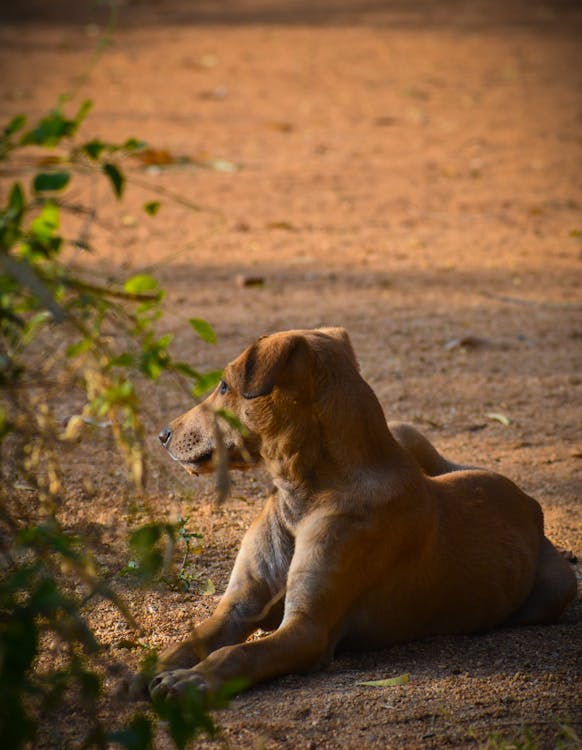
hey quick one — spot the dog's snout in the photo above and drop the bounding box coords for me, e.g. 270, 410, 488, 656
158, 426, 172, 448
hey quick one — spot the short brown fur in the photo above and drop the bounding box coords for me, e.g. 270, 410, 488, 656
150, 327, 576, 699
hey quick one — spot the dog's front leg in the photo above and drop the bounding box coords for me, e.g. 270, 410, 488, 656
149, 612, 330, 699
153, 498, 291, 675
150, 510, 370, 699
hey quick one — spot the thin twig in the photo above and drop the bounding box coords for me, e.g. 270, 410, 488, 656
0, 254, 67, 322
124, 172, 225, 216
62, 2, 120, 103
481, 291, 582, 310
66, 276, 161, 302
141, 217, 227, 273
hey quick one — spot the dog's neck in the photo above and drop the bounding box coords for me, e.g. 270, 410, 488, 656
259, 419, 336, 527
259, 383, 406, 524
262, 435, 323, 497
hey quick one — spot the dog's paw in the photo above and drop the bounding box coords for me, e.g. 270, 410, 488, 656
127, 672, 152, 701
157, 638, 202, 672
149, 668, 208, 701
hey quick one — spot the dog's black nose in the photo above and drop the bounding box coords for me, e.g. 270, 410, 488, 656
158, 426, 172, 447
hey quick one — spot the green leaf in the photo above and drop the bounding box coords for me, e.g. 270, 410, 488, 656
213, 677, 249, 704
103, 162, 125, 198
9, 182, 25, 213
130, 524, 162, 549
189, 318, 216, 344
356, 673, 410, 687
139, 343, 171, 379
1, 183, 25, 247
0, 405, 12, 440
123, 274, 159, 295
193, 369, 223, 398
27, 202, 61, 257
108, 714, 153, 750
174, 362, 201, 380
21, 310, 51, 346
3, 600, 37, 659
107, 353, 135, 369
77, 668, 101, 701
66, 338, 92, 358
143, 201, 160, 216
30, 203, 60, 242
0, 188, 24, 250
0, 254, 66, 321
82, 138, 106, 160
29, 576, 68, 615
21, 109, 73, 146
215, 408, 249, 436
156, 333, 174, 349
4, 114, 27, 138
33, 172, 70, 192
152, 683, 217, 747
122, 137, 147, 152
74, 99, 93, 126
129, 523, 174, 581
0, 117, 27, 159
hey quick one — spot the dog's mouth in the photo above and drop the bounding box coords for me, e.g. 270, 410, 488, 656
172, 447, 255, 476
174, 450, 214, 477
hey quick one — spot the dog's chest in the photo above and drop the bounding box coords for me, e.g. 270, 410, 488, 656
274, 484, 309, 535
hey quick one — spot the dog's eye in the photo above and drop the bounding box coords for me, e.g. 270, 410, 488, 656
218, 380, 228, 395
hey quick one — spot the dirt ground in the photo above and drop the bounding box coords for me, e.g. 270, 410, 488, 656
1, 0, 582, 748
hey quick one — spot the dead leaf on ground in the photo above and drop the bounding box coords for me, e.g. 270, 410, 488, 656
192, 152, 241, 172
35, 155, 66, 167
404, 87, 430, 100
198, 86, 228, 100
444, 335, 493, 351
375, 116, 398, 127
266, 121, 294, 132
235, 274, 266, 288
467, 423, 488, 432
201, 578, 216, 596
357, 674, 410, 687
133, 148, 183, 166
266, 221, 296, 231
205, 158, 240, 173
199, 53, 219, 69
133, 148, 241, 175
485, 412, 512, 426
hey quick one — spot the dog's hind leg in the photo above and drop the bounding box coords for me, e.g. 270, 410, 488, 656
505, 537, 577, 626
389, 422, 465, 477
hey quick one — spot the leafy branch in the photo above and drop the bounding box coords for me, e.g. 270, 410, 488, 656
0, 99, 226, 749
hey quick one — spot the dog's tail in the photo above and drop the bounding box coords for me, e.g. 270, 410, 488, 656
388, 422, 467, 477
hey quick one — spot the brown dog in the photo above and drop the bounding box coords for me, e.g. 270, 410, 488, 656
150, 327, 576, 699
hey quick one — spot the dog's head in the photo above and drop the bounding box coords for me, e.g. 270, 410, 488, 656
158, 327, 361, 475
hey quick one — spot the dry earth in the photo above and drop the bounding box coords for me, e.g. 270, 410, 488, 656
1, 1, 582, 748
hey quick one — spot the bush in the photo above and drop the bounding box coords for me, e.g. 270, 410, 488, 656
0, 100, 223, 749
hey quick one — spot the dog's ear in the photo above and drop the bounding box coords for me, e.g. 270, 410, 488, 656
317, 326, 360, 371
231, 334, 312, 400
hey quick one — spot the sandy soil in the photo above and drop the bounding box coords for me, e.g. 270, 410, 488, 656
1, 1, 581, 748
